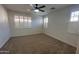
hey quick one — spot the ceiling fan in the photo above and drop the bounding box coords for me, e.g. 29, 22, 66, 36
31, 4, 46, 12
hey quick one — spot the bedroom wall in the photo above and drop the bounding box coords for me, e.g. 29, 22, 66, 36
44, 6, 78, 47
0, 5, 10, 48
8, 10, 43, 37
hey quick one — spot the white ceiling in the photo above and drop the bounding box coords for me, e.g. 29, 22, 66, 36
4, 4, 71, 16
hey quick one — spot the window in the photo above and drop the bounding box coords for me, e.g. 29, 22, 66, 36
44, 16, 48, 28
68, 11, 79, 34
70, 11, 79, 22
14, 15, 32, 28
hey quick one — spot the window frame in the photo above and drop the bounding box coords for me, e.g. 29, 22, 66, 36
70, 11, 79, 22
14, 15, 32, 28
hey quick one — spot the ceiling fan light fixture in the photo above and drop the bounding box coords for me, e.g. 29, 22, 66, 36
34, 9, 39, 12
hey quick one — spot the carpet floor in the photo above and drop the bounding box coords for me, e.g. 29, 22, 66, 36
0, 33, 76, 54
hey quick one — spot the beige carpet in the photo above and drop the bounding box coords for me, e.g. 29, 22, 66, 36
0, 33, 76, 54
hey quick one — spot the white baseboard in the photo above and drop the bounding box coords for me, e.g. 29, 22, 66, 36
0, 36, 10, 48
11, 32, 43, 37
44, 32, 76, 47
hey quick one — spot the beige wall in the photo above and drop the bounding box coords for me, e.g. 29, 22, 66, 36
76, 36, 79, 53
44, 6, 78, 47
0, 5, 10, 48
8, 10, 43, 37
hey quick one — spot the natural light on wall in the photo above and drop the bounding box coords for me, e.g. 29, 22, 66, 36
68, 10, 79, 34
14, 15, 32, 28
44, 16, 48, 28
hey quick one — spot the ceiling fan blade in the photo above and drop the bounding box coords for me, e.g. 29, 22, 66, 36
39, 9, 45, 12
39, 5, 45, 8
